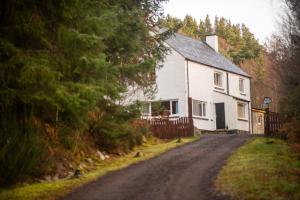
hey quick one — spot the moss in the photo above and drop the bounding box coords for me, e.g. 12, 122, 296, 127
215, 138, 300, 200
0, 136, 198, 200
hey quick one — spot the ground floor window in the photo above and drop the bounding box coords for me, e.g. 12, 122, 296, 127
141, 102, 150, 115
150, 100, 178, 116
193, 100, 207, 117
237, 102, 246, 119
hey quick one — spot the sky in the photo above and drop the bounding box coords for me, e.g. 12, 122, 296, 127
162, 0, 285, 43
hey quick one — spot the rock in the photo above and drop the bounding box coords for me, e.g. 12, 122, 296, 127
79, 163, 86, 169
134, 151, 143, 157
66, 171, 74, 178
176, 137, 182, 143
52, 174, 59, 181
86, 158, 93, 164
142, 135, 147, 143
44, 175, 52, 182
105, 155, 110, 159
116, 152, 125, 156
73, 169, 82, 178
96, 150, 106, 160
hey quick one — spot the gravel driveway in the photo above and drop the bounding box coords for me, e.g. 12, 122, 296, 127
61, 134, 250, 200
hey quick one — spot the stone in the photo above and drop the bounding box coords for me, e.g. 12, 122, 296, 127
73, 169, 82, 178
105, 155, 110, 159
79, 163, 86, 169
44, 175, 52, 182
52, 174, 59, 181
134, 151, 143, 157
96, 150, 106, 160
142, 135, 147, 143
86, 158, 93, 164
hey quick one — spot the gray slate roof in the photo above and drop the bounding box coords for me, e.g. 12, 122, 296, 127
166, 33, 250, 77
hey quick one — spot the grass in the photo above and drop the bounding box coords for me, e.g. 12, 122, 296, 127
0, 136, 198, 200
215, 137, 300, 200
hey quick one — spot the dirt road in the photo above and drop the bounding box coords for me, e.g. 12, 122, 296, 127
61, 134, 250, 200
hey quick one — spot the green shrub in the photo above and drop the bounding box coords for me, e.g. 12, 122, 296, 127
90, 119, 143, 152
0, 117, 48, 186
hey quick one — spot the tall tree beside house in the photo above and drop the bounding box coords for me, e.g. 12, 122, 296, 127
182, 15, 198, 37
275, 0, 300, 143
0, 0, 168, 186
204, 14, 213, 35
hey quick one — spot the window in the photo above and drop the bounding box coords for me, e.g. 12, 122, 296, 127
239, 78, 245, 93
214, 72, 223, 87
171, 101, 179, 115
237, 103, 246, 119
141, 102, 150, 115
151, 100, 178, 116
161, 101, 171, 116
193, 100, 207, 117
258, 115, 262, 125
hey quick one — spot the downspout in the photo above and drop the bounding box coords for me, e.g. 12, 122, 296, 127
186, 59, 190, 98
249, 78, 252, 134
226, 72, 229, 95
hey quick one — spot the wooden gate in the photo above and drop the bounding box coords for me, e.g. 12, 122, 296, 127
264, 109, 283, 136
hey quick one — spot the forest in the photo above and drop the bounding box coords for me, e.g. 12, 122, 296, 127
0, 0, 299, 189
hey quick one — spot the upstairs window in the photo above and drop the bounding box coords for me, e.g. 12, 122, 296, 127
214, 72, 222, 87
237, 102, 246, 119
239, 78, 245, 93
193, 100, 207, 117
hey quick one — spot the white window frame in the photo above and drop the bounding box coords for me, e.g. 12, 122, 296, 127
141, 102, 151, 116
239, 78, 245, 94
192, 100, 207, 118
214, 71, 223, 88
162, 99, 179, 116
237, 102, 246, 119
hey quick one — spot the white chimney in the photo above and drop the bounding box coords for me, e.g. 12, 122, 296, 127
206, 35, 219, 52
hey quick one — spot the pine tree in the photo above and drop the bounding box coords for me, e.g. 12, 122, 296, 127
204, 14, 213, 34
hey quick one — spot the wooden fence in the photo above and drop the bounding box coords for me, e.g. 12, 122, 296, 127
134, 117, 194, 139
264, 110, 283, 136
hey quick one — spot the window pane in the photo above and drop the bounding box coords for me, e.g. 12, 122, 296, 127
214, 72, 222, 87
172, 101, 178, 114
141, 103, 149, 114
199, 103, 203, 116
161, 101, 170, 116
193, 100, 199, 116
238, 103, 245, 118
203, 103, 206, 116
239, 79, 244, 92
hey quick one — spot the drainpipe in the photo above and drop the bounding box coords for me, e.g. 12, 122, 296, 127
186, 59, 191, 118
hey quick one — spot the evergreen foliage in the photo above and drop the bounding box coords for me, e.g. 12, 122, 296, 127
0, 0, 168, 185
159, 14, 263, 65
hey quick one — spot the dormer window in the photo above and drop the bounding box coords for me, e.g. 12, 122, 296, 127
239, 78, 245, 93
214, 72, 222, 87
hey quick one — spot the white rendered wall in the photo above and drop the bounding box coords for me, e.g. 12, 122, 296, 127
187, 60, 251, 131
228, 73, 251, 101
154, 49, 188, 116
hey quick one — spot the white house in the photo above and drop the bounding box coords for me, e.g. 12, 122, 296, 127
133, 33, 252, 133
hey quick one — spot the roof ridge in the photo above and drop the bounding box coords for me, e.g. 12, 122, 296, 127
166, 33, 250, 77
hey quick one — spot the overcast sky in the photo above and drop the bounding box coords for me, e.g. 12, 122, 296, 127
162, 0, 284, 43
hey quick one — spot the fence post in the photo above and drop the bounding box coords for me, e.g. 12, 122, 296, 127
265, 108, 270, 136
